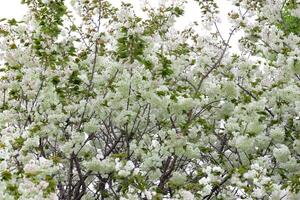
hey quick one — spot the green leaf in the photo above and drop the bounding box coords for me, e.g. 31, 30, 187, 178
9, 43, 17, 49
8, 18, 17, 26
69, 70, 82, 85
111, 153, 127, 159
0, 28, 9, 36
1, 170, 12, 181
173, 7, 184, 17
51, 76, 60, 85
45, 175, 57, 194
6, 184, 20, 199
13, 137, 25, 150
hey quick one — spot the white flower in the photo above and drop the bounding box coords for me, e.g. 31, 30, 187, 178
270, 127, 285, 143
79, 73, 89, 85
220, 102, 234, 116
273, 145, 290, 163
291, 7, 300, 18
251, 163, 263, 171
124, 160, 135, 171
247, 120, 264, 135
255, 134, 271, 149
180, 190, 195, 200
83, 119, 98, 134
202, 184, 212, 196
253, 188, 265, 198
142, 190, 153, 199
39, 180, 49, 189
151, 139, 160, 148
243, 170, 256, 179
280, 157, 299, 172
223, 81, 238, 98
235, 135, 254, 153
118, 161, 135, 177
24, 161, 39, 174
199, 177, 210, 185
148, 169, 161, 182
293, 140, 300, 154
212, 166, 223, 173
118, 169, 131, 177
169, 172, 187, 186
84, 158, 115, 174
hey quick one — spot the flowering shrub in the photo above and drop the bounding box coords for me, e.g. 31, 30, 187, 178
0, 0, 299, 199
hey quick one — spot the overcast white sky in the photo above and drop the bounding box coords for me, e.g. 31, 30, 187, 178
0, 0, 28, 19
0, 0, 240, 51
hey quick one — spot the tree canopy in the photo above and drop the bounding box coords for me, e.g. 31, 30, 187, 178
0, 0, 300, 199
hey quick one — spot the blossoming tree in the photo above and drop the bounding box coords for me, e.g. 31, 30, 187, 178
0, 0, 299, 199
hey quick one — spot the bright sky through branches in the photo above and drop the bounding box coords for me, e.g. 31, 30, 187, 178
0, 0, 241, 51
